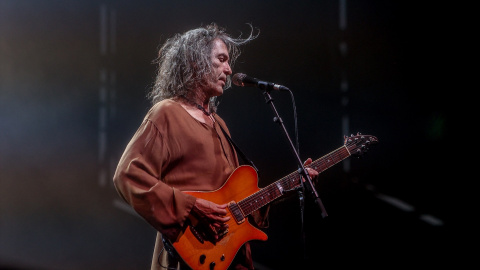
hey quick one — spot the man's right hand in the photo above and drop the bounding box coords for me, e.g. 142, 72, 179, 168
190, 198, 231, 241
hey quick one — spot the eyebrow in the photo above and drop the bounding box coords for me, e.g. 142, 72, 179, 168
217, 52, 229, 60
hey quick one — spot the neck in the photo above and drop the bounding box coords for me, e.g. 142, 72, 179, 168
179, 95, 211, 116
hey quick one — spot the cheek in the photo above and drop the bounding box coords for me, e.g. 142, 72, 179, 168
214, 68, 223, 77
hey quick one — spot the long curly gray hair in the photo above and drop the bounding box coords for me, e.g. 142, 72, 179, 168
148, 23, 258, 113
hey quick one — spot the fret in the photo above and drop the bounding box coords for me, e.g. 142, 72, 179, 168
235, 136, 374, 218
239, 179, 288, 216
310, 146, 350, 173
173, 134, 377, 270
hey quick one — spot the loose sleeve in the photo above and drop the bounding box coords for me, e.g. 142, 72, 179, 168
113, 118, 196, 241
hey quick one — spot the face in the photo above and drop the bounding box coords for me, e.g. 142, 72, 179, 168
204, 39, 232, 98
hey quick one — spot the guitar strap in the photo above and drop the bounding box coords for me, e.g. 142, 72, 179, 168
214, 116, 258, 172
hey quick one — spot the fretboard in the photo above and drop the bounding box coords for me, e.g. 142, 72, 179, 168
237, 145, 351, 216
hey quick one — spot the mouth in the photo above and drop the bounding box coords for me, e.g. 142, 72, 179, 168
219, 77, 226, 86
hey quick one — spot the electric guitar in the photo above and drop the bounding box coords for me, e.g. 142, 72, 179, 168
171, 133, 378, 270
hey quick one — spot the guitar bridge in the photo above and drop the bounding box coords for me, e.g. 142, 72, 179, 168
227, 201, 245, 224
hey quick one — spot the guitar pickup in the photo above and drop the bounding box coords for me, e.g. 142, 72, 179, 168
227, 201, 245, 224
190, 225, 205, 244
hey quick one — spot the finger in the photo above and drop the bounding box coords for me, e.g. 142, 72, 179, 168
212, 222, 229, 230
215, 204, 228, 215
208, 224, 219, 240
303, 158, 313, 166
307, 168, 319, 178
205, 204, 230, 221
211, 214, 230, 223
209, 222, 229, 241
217, 203, 228, 209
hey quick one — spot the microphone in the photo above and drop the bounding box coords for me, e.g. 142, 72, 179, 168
232, 73, 290, 91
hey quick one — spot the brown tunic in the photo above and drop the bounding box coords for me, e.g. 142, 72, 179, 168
113, 99, 258, 269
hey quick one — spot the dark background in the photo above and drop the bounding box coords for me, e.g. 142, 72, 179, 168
1, 1, 463, 269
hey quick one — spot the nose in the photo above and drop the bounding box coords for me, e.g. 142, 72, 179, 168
224, 63, 232, 75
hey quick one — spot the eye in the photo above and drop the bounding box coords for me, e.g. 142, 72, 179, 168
218, 54, 228, 63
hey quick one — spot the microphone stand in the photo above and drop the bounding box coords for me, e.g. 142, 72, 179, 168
259, 82, 328, 218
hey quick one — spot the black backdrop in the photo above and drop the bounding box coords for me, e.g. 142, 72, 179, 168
1, 1, 461, 269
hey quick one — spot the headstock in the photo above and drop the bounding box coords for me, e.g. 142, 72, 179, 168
344, 133, 378, 157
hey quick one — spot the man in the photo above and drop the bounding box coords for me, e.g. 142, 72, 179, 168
113, 23, 318, 270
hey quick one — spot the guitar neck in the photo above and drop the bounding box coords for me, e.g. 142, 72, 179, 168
309, 145, 351, 174
237, 145, 351, 216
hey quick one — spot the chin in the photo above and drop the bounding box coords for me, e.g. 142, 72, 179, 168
213, 87, 224, 96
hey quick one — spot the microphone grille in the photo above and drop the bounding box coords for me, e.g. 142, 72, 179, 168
232, 73, 246, 87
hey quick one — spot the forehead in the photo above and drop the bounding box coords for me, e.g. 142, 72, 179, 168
211, 39, 229, 55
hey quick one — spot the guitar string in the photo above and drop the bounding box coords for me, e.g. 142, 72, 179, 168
238, 137, 375, 214
236, 137, 374, 218
243, 148, 346, 203
238, 146, 353, 215
240, 146, 349, 208
171, 144, 365, 268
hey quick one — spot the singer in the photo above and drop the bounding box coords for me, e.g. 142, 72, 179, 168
113, 23, 319, 270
